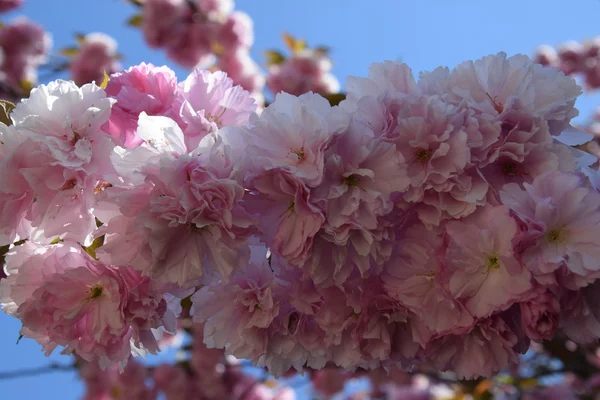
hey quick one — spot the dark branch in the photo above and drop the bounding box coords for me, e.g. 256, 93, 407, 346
0, 362, 75, 380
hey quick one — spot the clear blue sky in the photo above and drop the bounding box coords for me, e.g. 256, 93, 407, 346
2, 0, 600, 398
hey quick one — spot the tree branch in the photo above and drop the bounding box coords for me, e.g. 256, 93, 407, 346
0, 362, 75, 380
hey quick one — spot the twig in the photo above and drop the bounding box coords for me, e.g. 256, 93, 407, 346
0, 362, 75, 380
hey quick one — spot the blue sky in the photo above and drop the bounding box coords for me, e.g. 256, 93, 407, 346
2, 0, 600, 399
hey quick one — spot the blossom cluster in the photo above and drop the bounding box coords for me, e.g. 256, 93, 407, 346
265, 34, 340, 98
133, 0, 264, 100
63, 32, 122, 87
535, 37, 600, 90
0, 0, 21, 13
1, 51, 600, 382
0, 17, 51, 102
78, 325, 295, 400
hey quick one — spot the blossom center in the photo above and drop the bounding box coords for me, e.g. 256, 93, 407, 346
486, 253, 501, 270
503, 162, 519, 177
486, 92, 504, 114
88, 285, 104, 300
416, 148, 433, 163
290, 147, 306, 161
71, 131, 81, 145
206, 107, 227, 128
546, 227, 566, 243
343, 175, 360, 186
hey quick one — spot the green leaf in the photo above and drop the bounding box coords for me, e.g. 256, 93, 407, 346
16, 334, 23, 344
127, 14, 143, 27
282, 32, 307, 53
60, 47, 79, 57
0, 99, 15, 126
82, 235, 105, 260
323, 93, 346, 106
49, 237, 63, 245
264, 50, 286, 66
129, 0, 144, 6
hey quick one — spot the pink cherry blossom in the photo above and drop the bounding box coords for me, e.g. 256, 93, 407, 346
153, 363, 196, 400
391, 96, 488, 225
70, 33, 121, 86
244, 169, 324, 266
191, 263, 280, 364
218, 49, 266, 96
500, 171, 600, 286
383, 222, 473, 334
447, 52, 581, 135
424, 315, 520, 379
79, 358, 156, 400
445, 205, 532, 318
164, 19, 218, 70
101, 129, 254, 286
10, 79, 116, 171
311, 369, 350, 398
0, 243, 130, 365
217, 11, 253, 51
0, 17, 51, 96
243, 92, 349, 186
176, 69, 256, 149
141, 0, 189, 49
520, 290, 560, 342
267, 49, 340, 97
560, 281, 600, 344
103, 63, 178, 148
0, 0, 22, 13
0, 242, 175, 366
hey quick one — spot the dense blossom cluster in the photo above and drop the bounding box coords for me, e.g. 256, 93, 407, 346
78, 327, 296, 400
131, 0, 264, 101
0, 17, 51, 101
67, 32, 122, 87
0, 0, 22, 13
265, 36, 340, 97
535, 37, 600, 90
2, 51, 600, 385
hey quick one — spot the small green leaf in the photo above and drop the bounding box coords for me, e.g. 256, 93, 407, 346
127, 14, 143, 27
264, 50, 286, 66
282, 32, 307, 53
323, 93, 346, 106
82, 235, 105, 260
49, 237, 63, 245
129, 0, 144, 6
0, 99, 15, 126
16, 334, 23, 344
60, 47, 79, 57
